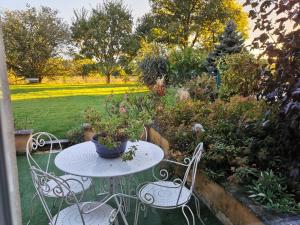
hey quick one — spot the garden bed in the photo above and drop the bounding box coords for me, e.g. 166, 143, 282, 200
146, 126, 300, 225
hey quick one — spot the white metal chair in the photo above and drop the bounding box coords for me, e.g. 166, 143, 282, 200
26, 132, 94, 224
30, 166, 121, 225
134, 142, 205, 225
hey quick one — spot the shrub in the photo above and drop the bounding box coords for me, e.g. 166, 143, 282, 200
154, 85, 299, 211
247, 170, 300, 213
183, 74, 218, 101
66, 126, 85, 144
155, 95, 267, 178
245, 0, 300, 187
206, 20, 245, 76
168, 47, 207, 85
217, 52, 264, 98
138, 55, 169, 87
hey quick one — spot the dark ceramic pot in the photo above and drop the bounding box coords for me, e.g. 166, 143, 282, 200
92, 135, 127, 158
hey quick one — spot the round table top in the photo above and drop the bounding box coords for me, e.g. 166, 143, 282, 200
54, 141, 165, 178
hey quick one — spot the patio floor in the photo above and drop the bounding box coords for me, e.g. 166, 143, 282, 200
17, 153, 221, 225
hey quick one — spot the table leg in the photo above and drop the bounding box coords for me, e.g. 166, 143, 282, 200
97, 177, 137, 225
108, 177, 130, 225
114, 194, 129, 225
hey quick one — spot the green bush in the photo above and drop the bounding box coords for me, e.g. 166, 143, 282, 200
168, 48, 207, 85
66, 126, 85, 144
155, 95, 266, 157
247, 170, 300, 213
217, 52, 264, 98
138, 55, 169, 87
183, 74, 218, 101
154, 90, 300, 212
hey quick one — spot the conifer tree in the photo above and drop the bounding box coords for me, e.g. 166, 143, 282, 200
206, 20, 245, 76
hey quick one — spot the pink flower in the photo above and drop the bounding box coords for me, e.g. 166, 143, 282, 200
119, 106, 127, 114
156, 77, 165, 86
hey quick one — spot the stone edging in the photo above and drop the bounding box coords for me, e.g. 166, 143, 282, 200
146, 126, 300, 225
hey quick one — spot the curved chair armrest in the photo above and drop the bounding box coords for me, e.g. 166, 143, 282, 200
80, 194, 118, 214
60, 177, 85, 203
63, 177, 85, 191
162, 159, 190, 167
152, 158, 190, 181
137, 180, 183, 192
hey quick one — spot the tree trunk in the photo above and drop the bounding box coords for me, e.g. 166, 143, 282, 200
106, 74, 111, 84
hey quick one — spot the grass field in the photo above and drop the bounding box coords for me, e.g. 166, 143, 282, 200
11, 83, 148, 138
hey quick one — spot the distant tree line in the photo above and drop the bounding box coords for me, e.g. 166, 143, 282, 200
0, 0, 249, 83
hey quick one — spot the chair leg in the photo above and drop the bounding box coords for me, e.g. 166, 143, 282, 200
27, 193, 38, 225
182, 204, 195, 225
193, 193, 200, 219
91, 179, 97, 197
51, 198, 57, 212
134, 201, 143, 225
193, 194, 205, 225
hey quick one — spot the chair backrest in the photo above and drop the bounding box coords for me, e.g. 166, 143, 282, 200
176, 142, 204, 205
26, 132, 62, 173
30, 166, 84, 225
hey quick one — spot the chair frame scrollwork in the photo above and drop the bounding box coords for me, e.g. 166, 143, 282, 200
30, 167, 119, 225
26, 132, 95, 225
135, 142, 205, 225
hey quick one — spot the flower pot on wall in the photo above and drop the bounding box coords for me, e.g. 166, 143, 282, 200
14, 129, 33, 154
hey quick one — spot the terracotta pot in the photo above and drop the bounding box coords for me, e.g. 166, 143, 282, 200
14, 129, 33, 154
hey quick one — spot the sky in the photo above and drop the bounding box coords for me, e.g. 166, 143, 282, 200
0, 0, 151, 24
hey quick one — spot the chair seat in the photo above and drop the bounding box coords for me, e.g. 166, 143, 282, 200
42, 174, 92, 198
51, 202, 115, 225
138, 181, 191, 208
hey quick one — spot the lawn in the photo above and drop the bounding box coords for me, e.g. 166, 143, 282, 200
11, 83, 148, 138
18, 153, 221, 225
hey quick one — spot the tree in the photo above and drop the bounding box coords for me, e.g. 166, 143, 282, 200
71, 1, 133, 83
148, 0, 248, 49
206, 20, 245, 76
135, 13, 158, 42
168, 47, 207, 85
216, 52, 265, 98
244, 0, 300, 181
138, 55, 168, 87
1, 6, 69, 82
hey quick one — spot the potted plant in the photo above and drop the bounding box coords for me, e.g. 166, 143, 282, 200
84, 94, 153, 160
66, 123, 96, 145
14, 117, 33, 154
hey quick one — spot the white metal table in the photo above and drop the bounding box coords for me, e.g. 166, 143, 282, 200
55, 140, 164, 225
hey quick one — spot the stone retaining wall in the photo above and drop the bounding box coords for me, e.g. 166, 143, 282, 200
146, 126, 264, 225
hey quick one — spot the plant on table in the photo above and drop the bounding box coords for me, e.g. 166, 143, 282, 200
84, 94, 153, 160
